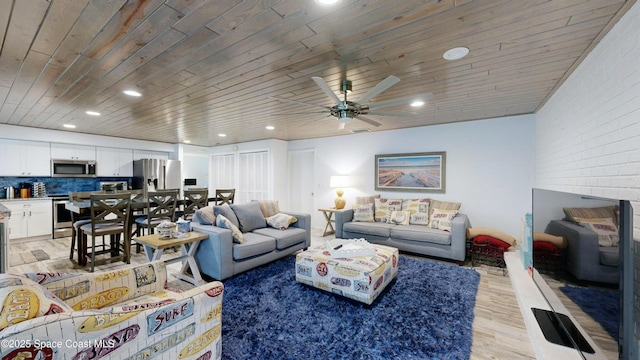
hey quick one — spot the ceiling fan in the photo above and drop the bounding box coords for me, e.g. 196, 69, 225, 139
270, 75, 431, 130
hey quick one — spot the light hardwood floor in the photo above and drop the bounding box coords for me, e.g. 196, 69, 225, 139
7, 234, 540, 359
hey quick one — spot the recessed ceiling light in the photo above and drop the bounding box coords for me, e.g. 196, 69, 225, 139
265, 125, 275, 130
184, 140, 191, 144
85, 110, 101, 116
317, 0, 339, 5
218, 133, 226, 137
63, 124, 76, 129
410, 101, 425, 107
443, 46, 469, 61
123, 90, 142, 97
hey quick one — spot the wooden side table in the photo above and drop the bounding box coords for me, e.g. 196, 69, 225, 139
318, 208, 340, 236
134, 231, 209, 286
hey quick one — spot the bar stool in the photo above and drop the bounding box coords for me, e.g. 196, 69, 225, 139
135, 189, 179, 237
69, 192, 91, 265
215, 189, 235, 205
80, 193, 132, 272
183, 188, 209, 220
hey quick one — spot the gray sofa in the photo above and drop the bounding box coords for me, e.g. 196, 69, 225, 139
545, 219, 619, 284
192, 202, 311, 280
334, 209, 470, 262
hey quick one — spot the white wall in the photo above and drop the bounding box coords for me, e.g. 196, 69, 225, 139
535, 2, 640, 237
182, 144, 210, 189
288, 115, 536, 237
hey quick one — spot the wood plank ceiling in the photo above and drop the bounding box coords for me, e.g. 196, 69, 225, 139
0, 0, 634, 146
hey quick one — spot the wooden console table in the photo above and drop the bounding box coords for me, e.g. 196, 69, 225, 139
134, 231, 208, 286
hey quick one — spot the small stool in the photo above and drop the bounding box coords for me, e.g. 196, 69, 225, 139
70, 219, 91, 263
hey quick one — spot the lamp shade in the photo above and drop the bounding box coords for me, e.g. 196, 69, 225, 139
330, 175, 350, 188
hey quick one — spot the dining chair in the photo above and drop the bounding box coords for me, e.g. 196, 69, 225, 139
215, 188, 236, 205
134, 189, 179, 237
183, 188, 209, 220
80, 193, 132, 272
68, 192, 92, 264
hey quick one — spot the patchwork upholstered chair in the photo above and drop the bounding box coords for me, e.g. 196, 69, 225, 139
0, 261, 223, 360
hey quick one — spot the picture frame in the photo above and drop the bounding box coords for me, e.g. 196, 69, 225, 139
375, 152, 446, 193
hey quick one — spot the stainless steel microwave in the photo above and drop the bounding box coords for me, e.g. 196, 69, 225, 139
51, 159, 97, 177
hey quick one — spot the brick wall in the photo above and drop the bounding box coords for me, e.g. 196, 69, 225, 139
536, 1, 640, 354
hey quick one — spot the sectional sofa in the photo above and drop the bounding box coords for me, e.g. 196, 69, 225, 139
192, 201, 311, 280
334, 197, 470, 262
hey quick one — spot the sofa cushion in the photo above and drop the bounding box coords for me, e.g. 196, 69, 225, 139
563, 205, 618, 225
576, 217, 619, 247
216, 214, 245, 244
266, 213, 298, 230
195, 206, 216, 225
0, 274, 73, 331
213, 204, 240, 228
428, 208, 458, 231
402, 198, 430, 225
255, 200, 281, 217
343, 221, 393, 238
231, 202, 267, 232
232, 232, 276, 260
387, 210, 410, 225
353, 203, 374, 222
599, 246, 619, 267
253, 227, 306, 250
374, 198, 402, 223
390, 225, 452, 246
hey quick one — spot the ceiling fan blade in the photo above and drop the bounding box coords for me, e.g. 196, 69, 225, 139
268, 111, 327, 116
366, 111, 419, 118
356, 75, 400, 104
268, 96, 331, 110
368, 93, 432, 110
311, 76, 341, 104
355, 115, 382, 127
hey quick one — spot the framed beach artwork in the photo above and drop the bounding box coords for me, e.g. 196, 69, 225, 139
375, 152, 446, 193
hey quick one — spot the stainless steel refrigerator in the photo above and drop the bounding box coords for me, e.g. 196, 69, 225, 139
133, 159, 181, 197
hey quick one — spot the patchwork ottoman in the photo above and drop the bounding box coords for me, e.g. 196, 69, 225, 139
295, 242, 399, 305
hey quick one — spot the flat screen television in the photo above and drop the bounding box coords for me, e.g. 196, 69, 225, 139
531, 189, 634, 359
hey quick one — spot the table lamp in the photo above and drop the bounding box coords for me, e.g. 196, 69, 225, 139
330, 175, 350, 209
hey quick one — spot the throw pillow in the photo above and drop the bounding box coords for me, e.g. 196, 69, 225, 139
195, 206, 215, 225
216, 214, 245, 243
374, 198, 402, 223
353, 203, 375, 222
0, 274, 72, 331
428, 208, 458, 231
429, 200, 461, 211
387, 210, 411, 225
230, 202, 267, 232
254, 200, 280, 218
266, 213, 298, 230
402, 198, 430, 225
576, 217, 619, 247
213, 204, 240, 228
563, 206, 618, 225
353, 194, 381, 207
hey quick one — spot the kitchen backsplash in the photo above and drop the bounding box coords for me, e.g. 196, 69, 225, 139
0, 177, 132, 197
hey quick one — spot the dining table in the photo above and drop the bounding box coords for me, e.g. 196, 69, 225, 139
65, 192, 219, 266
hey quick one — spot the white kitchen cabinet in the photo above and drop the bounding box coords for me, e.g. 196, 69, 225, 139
1, 200, 52, 239
0, 139, 51, 176
133, 149, 169, 160
51, 143, 96, 160
96, 147, 134, 177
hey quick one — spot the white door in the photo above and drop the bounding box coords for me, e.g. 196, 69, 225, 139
287, 149, 315, 217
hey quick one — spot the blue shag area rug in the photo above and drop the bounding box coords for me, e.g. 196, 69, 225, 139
221, 255, 480, 360
560, 285, 619, 340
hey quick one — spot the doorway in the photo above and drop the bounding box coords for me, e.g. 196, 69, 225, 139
287, 149, 315, 222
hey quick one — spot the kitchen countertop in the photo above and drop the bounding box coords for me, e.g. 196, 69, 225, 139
0, 197, 56, 202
